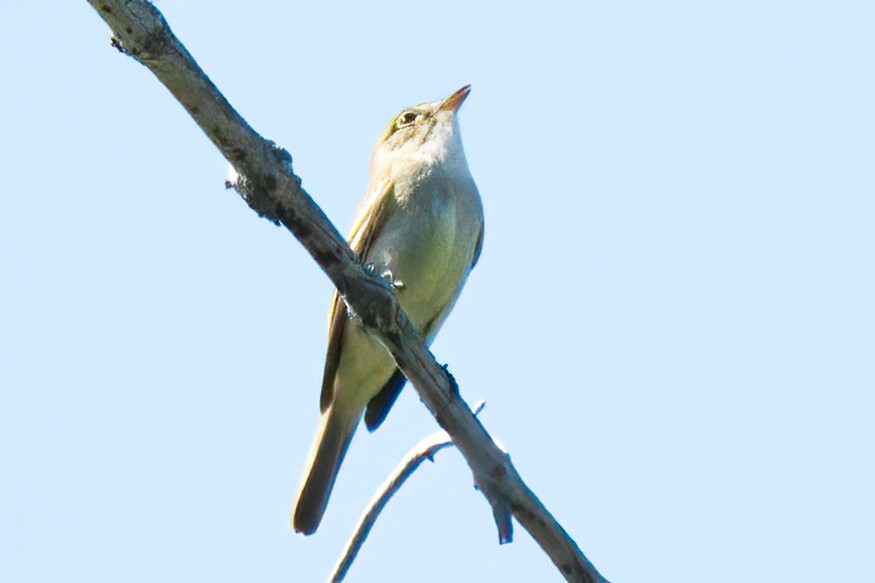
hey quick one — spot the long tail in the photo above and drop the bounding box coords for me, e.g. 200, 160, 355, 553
292, 407, 358, 535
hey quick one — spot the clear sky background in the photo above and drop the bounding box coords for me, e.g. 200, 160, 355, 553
2, 2, 873, 582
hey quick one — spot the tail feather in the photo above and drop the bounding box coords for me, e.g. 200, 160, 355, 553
292, 408, 358, 535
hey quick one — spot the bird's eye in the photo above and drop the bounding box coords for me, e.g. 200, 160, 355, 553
397, 111, 418, 127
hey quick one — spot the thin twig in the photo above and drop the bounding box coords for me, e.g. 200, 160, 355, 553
330, 431, 454, 582
331, 401, 487, 582
84, 2, 610, 581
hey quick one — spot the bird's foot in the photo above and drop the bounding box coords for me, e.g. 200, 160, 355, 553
381, 268, 405, 290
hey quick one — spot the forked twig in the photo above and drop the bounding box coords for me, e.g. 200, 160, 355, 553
330, 431, 453, 582
330, 402, 486, 582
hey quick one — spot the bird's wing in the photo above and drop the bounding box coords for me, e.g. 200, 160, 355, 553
471, 221, 484, 269
319, 179, 398, 411
363, 296, 454, 430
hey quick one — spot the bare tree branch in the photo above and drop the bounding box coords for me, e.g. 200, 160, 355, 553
331, 401, 486, 582
84, 2, 610, 581
331, 431, 454, 582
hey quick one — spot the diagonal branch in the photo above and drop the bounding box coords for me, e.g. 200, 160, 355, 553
85, 2, 610, 581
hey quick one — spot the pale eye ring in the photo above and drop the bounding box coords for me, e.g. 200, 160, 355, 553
397, 111, 417, 127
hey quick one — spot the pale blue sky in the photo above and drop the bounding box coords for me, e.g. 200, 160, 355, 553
2, 2, 873, 582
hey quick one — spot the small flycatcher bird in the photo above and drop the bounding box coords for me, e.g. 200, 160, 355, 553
292, 85, 484, 535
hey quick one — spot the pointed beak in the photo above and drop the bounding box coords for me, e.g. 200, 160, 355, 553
437, 85, 471, 113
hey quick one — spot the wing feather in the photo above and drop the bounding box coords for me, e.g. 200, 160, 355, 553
319, 180, 397, 410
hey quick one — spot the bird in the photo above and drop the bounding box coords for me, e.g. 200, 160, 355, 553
292, 85, 485, 535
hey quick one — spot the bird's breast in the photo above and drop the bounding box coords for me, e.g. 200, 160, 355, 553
366, 169, 481, 329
